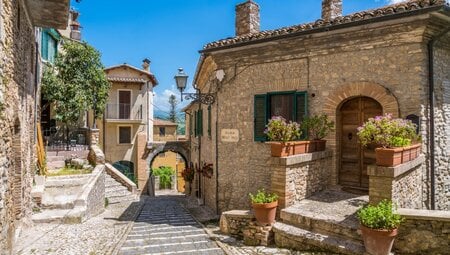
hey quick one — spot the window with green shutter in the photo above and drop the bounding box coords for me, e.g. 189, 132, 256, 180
194, 110, 197, 137
254, 91, 308, 141
196, 109, 203, 136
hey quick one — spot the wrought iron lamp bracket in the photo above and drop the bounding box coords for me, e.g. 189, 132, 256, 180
181, 92, 215, 105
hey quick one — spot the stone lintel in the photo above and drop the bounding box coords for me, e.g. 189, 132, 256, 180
270, 150, 333, 166
398, 208, 450, 222
222, 210, 255, 219
367, 155, 425, 178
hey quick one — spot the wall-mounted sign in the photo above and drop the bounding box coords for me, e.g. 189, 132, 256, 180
221, 129, 239, 143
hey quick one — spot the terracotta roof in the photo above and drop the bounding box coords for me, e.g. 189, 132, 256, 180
104, 63, 159, 85
153, 118, 178, 126
202, 0, 449, 51
107, 77, 148, 83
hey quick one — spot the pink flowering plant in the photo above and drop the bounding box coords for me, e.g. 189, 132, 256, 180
357, 114, 419, 148
265, 116, 301, 142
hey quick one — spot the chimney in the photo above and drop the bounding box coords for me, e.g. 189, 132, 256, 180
235, 0, 260, 36
142, 58, 151, 72
322, 0, 342, 21
70, 10, 81, 41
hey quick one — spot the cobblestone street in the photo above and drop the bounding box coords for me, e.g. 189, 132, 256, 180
118, 193, 224, 255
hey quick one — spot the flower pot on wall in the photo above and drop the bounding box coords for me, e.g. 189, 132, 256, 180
313, 140, 327, 152
252, 200, 278, 225
268, 141, 314, 157
360, 225, 398, 255
375, 144, 421, 167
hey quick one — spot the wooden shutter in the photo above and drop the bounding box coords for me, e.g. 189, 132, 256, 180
41, 32, 49, 61
207, 105, 211, 137
197, 109, 203, 136
295, 92, 308, 123
254, 94, 267, 141
194, 111, 197, 137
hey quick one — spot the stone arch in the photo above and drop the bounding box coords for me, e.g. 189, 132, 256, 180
146, 141, 189, 168
323, 82, 400, 118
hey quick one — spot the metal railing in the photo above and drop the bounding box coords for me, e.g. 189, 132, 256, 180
105, 104, 143, 120
43, 127, 89, 151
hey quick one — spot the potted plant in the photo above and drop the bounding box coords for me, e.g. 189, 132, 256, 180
357, 114, 420, 167
302, 114, 334, 152
265, 116, 306, 157
357, 200, 404, 255
249, 189, 278, 225
181, 166, 195, 195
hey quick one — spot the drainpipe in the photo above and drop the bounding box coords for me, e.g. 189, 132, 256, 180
215, 94, 220, 215
428, 26, 450, 210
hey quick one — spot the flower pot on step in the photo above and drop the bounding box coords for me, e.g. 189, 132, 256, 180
252, 200, 278, 225
375, 144, 421, 167
360, 225, 398, 255
268, 141, 313, 157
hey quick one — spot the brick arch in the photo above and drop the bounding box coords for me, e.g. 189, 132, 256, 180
323, 82, 399, 118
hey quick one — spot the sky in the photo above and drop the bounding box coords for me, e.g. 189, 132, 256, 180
71, 0, 403, 117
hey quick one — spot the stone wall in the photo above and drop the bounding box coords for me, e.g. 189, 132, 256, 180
368, 156, 424, 209
395, 208, 450, 254
433, 33, 450, 210
270, 151, 333, 209
0, 0, 37, 251
83, 165, 105, 219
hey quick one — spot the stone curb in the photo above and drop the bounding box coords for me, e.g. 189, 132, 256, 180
107, 197, 147, 255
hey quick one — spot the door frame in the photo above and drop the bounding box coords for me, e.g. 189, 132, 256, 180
117, 89, 132, 119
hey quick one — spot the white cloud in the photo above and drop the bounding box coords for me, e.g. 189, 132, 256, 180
153, 85, 195, 114
387, 0, 406, 4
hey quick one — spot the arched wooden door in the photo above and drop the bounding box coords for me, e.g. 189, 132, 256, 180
339, 97, 382, 191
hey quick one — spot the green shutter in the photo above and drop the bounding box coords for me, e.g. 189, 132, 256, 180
254, 94, 268, 141
207, 105, 211, 137
189, 114, 193, 136
194, 111, 197, 137
198, 109, 203, 136
295, 92, 308, 123
41, 32, 49, 61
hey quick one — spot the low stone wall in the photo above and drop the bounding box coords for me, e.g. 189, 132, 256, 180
81, 165, 105, 219
368, 155, 424, 208
270, 151, 333, 209
105, 163, 137, 194
395, 208, 450, 254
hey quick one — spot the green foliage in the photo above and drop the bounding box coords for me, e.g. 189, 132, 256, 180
41, 40, 111, 126
153, 166, 175, 189
168, 95, 178, 123
303, 114, 335, 140
357, 200, 404, 230
249, 189, 278, 204
47, 167, 92, 176
265, 116, 301, 142
357, 114, 419, 148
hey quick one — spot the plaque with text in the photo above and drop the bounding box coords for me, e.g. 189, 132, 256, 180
221, 129, 239, 142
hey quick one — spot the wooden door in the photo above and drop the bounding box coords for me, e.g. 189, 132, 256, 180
118, 91, 131, 119
340, 97, 382, 190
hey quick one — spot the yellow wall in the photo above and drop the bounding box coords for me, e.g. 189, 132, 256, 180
152, 151, 186, 192
153, 125, 177, 142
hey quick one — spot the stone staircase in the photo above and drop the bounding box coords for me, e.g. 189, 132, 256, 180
105, 164, 138, 204
273, 190, 369, 255
47, 150, 89, 170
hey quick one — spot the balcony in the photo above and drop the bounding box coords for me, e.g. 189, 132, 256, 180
105, 104, 143, 123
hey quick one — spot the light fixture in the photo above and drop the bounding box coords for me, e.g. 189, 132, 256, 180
174, 68, 215, 105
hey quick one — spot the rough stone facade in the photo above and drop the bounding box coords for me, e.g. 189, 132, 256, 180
190, 1, 450, 213
84, 165, 106, 219
322, 0, 342, 21
235, 0, 260, 36
0, 0, 37, 251
368, 155, 424, 209
270, 151, 332, 209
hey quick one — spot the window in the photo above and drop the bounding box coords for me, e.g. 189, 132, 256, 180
118, 126, 132, 144
41, 29, 59, 63
254, 91, 308, 141
159, 127, 166, 137
194, 109, 203, 137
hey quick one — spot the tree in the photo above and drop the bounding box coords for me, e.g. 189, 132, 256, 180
41, 40, 110, 145
168, 94, 178, 123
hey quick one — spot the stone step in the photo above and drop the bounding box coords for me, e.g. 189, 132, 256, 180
273, 222, 365, 255
32, 207, 85, 224
41, 200, 75, 210
47, 161, 65, 170
47, 150, 89, 158
105, 185, 129, 194
108, 194, 137, 204
106, 189, 132, 199
281, 207, 362, 242
47, 155, 65, 162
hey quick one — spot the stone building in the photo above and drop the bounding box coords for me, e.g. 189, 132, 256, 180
99, 60, 158, 190
187, 0, 450, 213
0, 0, 70, 252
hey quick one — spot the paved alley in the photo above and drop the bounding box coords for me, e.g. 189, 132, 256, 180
119, 194, 225, 255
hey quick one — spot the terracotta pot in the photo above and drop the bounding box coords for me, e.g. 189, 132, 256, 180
252, 200, 278, 225
360, 225, 398, 255
375, 144, 421, 167
313, 140, 327, 152
268, 141, 313, 157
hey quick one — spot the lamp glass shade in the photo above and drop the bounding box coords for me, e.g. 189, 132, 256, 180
174, 68, 188, 92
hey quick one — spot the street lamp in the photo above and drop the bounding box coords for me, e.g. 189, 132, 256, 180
174, 68, 215, 105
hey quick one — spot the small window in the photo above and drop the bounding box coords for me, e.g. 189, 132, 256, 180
159, 127, 166, 137
41, 30, 58, 63
119, 126, 131, 144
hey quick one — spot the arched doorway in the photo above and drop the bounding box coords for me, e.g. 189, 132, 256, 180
150, 150, 187, 192
339, 96, 382, 191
